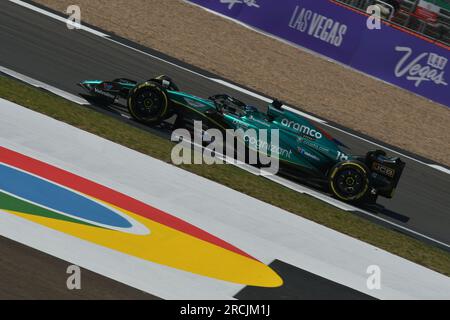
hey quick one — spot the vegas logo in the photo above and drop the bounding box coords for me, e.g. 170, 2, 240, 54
394, 46, 448, 87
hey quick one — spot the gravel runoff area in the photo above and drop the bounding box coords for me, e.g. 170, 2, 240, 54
35, 0, 450, 166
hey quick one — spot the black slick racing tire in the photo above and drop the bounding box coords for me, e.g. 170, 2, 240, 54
329, 160, 370, 202
127, 82, 169, 126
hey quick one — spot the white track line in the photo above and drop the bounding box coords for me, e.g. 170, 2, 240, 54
8, 0, 107, 37
428, 164, 450, 175
7, 0, 449, 176
0, 66, 90, 105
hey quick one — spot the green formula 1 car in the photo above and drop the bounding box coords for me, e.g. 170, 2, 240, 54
78, 75, 405, 204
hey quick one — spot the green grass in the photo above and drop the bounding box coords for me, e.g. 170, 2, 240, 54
1, 76, 450, 276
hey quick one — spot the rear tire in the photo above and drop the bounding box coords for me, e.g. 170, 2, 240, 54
127, 82, 169, 126
329, 161, 369, 202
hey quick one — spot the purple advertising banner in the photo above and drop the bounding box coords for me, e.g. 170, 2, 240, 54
187, 0, 450, 107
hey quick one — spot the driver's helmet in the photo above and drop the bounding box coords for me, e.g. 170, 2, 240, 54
244, 105, 258, 115
211, 94, 246, 115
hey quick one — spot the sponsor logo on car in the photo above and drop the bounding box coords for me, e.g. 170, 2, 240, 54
94, 87, 116, 99
298, 147, 320, 161
184, 97, 207, 108
297, 137, 330, 153
372, 162, 395, 178
231, 118, 251, 129
281, 118, 323, 140
244, 134, 293, 159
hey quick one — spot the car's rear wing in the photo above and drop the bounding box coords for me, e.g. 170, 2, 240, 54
365, 150, 406, 198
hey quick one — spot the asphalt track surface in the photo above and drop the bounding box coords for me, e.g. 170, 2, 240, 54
0, 235, 157, 299
235, 260, 375, 300
0, 1, 449, 250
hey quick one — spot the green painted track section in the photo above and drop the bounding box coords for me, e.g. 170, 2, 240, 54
0, 191, 96, 227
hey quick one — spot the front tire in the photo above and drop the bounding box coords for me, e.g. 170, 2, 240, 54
329, 161, 369, 202
127, 82, 169, 126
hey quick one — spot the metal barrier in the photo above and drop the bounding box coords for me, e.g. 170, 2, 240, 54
336, 0, 450, 45
375, 0, 396, 19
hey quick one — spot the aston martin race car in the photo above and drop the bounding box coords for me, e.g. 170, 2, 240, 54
78, 75, 405, 204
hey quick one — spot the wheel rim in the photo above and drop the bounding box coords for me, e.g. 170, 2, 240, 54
333, 167, 367, 200
133, 89, 163, 120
